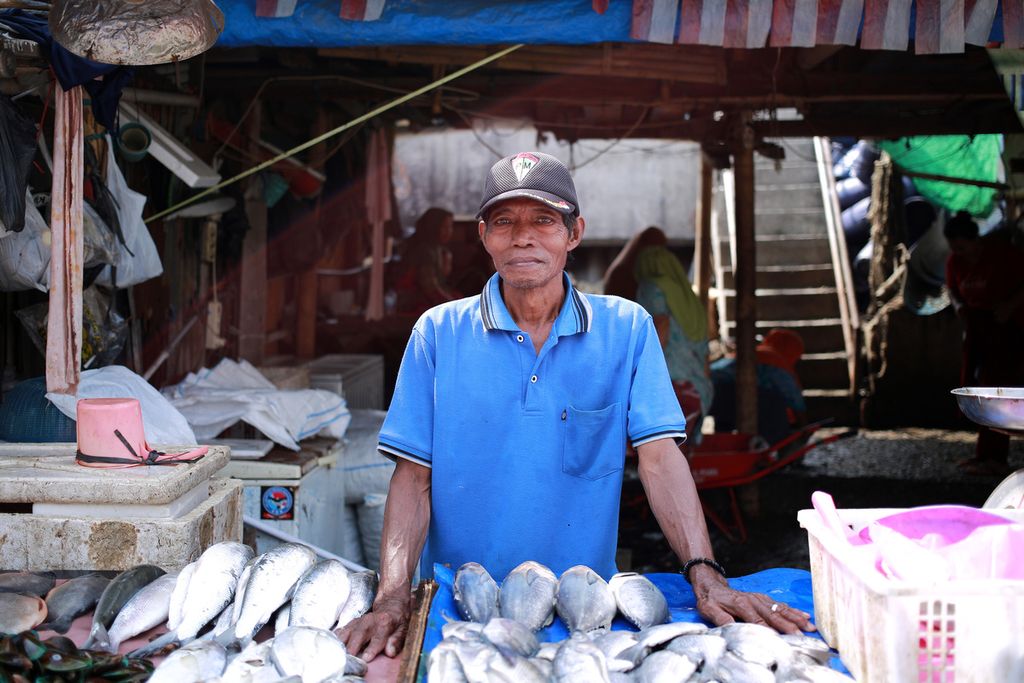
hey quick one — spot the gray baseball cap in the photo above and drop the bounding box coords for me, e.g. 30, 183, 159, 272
477, 152, 579, 219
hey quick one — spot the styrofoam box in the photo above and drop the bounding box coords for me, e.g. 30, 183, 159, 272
798, 507, 1024, 683
304, 354, 384, 410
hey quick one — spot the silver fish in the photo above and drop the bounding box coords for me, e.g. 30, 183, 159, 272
781, 633, 833, 666
344, 653, 368, 676
632, 649, 698, 683
591, 630, 639, 663
290, 560, 351, 630
0, 593, 47, 634
608, 573, 669, 629
230, 557, 258, 626
210, 602, 236, 639
103, 573, 178, 653
428, 640, 470, 683
707, 650, 775, 683
83, 564, 166, 649
149, 640, 227, 683
0, 571, 55, 597
536, 641, 560, 661
531, 656, 553, 680
786, 662, 857, 682
665, 632, 727, 671
499, 561, 557, 631
620, 621, 708, 662
219, 640, 278, 683
450, 640, 503, 683
271, 626, 348, 683
481, 617, 540, 658
556, 566, 617, 633
167, 561, 197, 631
334, 569, 377, 630
714, 622, 792, 670
553, 633, 610, 683
232, 543, 315, 643
40, 574, 109, 634
274, 602, 292, 634
442, 620, 484, 642
484, 650, 548, 683
454, 562, 500, 623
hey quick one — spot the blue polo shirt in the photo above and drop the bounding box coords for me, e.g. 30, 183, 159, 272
378, 272, 686, 580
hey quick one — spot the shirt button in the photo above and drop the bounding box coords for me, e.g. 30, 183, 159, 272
531, 375, 538, 383
516, 335, 524, 343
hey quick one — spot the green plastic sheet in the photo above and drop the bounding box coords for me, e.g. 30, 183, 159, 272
879, 135, 1001, 217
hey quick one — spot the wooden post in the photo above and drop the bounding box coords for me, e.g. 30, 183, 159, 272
694, 152, 713, 313
296, 107, 330, 360
238, 102, 267, 363
732, 118, 758, 436
46, 86, 84, 395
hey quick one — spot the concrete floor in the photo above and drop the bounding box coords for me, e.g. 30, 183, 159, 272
623, 429, 1024, 577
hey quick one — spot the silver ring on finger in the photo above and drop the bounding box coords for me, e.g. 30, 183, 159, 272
770, 603, 779, 613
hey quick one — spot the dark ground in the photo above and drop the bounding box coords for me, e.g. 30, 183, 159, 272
619, 429, 1024, 577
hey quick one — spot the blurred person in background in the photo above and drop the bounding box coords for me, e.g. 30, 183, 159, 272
945, 211, 1024, 476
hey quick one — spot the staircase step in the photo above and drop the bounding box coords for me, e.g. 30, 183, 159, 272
721, 319, 846, 355
752, 210, 829, 236
720, 264, 835, 289
753, 162, 821, 184
754, 190, 825, 213
718, 235, 832, 266
720, 287, 839, 322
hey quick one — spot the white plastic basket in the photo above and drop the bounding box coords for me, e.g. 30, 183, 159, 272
798, 508, 1024, 683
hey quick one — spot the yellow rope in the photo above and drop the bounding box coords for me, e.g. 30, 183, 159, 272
145, 43, 524, 224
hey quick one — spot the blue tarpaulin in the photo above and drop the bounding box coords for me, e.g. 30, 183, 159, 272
216, 0, 1008, 49
418, 564, 849, 681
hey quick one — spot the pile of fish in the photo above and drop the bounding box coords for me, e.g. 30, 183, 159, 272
430, 561, 855, 682
0, 541, 378, 683
0, 631, 154, 682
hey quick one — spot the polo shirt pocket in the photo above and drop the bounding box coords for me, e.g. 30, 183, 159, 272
562, 403, 624, 481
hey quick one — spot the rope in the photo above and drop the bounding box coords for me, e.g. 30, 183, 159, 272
145, 43, 525, 224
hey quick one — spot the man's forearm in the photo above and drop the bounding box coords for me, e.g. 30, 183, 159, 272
636, 438, 722, 584
375, 459, 432, 605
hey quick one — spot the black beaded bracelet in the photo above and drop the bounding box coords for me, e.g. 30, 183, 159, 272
681, 557, 727, 583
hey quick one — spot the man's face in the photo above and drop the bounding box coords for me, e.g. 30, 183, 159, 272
478, 198, 584, 291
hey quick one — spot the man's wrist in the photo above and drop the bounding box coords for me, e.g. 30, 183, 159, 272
681, 557, 727, 584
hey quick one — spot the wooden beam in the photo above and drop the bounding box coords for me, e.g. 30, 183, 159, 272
239, 102, 267, 363
732, 117, 758, 436
296, 107, 330, 360
694, 153, 713, 313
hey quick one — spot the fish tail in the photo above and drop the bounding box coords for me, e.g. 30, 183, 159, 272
81, 622, 106, 651
127, 630, 177, 658
213, 628, 239, 649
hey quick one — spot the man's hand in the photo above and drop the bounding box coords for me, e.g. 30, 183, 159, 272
691, 566, 814, 634
338, 594, 411, 661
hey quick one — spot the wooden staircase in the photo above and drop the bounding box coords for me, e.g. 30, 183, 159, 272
711, 137, 858, 425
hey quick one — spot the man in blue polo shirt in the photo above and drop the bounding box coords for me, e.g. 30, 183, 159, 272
341, 152, 813, 661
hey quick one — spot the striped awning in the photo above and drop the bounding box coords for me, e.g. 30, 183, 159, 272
631, 0, 1020, 53
256, 0, 385, 20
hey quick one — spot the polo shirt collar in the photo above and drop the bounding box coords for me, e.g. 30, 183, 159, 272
480, 271, 593, 336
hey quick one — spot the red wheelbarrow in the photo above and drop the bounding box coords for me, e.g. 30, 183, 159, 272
688, 420, 856, 542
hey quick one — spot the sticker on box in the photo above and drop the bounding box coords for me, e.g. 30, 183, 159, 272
261, 486, 295, 520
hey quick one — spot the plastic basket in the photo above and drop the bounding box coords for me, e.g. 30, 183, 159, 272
304, 354, 384, 410
797, 507, 1024, 683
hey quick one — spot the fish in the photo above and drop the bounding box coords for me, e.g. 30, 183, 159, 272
131, 541, 253, 657
591, 630, 641, 672
428, 640, 470, 683
664, 632, 727, 671
714, 622, 793, 670
620, 621, 708, 662
482, 649, 548, 683
454, 562, 500, 623
101, 573, 178, 653
552, 632, 610, 683
781, 632, 833, 666
334, 569, 377, 631
499, 561, 557, 631
0, 593, 47, 634
271, 626, 348, 683
233, 544, 317, 643
82, 564, 166, 650
608, 573, 669, 629
0, 571, 56, 597
148, 639, 227, 683
274, 602, 292, 634
39, 574, 109, 634
556, 566, 617, 633
210, 602, 236, 638
632, 649, 698, 683
786, 662, 857, 682
344, 653, 368, 676
447, 639, 503, 683
289, 560, 351, 630
481, 617, 540, 659
706, 650, 775, 683
536, 641, 560, 661
531, 656, 553, 680
219, 639, 277, 683
442, 620, 484, 642
230, 557, 258, 626
167, 561, 197, 631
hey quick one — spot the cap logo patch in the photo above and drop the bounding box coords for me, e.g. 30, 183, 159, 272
511, 153, 540, 183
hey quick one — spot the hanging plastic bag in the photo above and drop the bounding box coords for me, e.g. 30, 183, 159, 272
0, 190, 50, 292
96, 136, 162, 287
0, 94, 38, 233
15, 286, 128, 368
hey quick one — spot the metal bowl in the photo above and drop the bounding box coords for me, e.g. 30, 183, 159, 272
952, 387, 1024, 430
